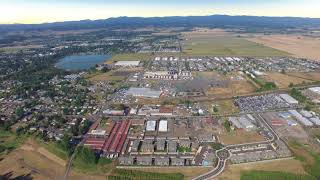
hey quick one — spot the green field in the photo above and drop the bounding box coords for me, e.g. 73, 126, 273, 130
241, 170, 315, 180
108, 169, 184, 180
183, 36, 290, 56
109, 53, 152, 62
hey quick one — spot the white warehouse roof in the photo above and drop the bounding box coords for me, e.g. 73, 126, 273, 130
289, 110, 313, 126
279, 94, 299, 104
309, 87, 320, 95
146, 120, 156, 131
115, 61, 140, 66
158, 120, 168, 132
126, 87, 162, 98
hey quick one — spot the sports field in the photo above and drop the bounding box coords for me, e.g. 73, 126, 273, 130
182, 29, 290, 56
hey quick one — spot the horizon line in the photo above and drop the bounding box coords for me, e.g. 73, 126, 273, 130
1, 14, 320, 26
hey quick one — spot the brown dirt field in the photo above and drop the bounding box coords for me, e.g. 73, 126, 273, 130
262, 72, 313, 88
285, 72, 320, 81
0, 139, 105, 180
249, 35, 320, 60
122, 167, 212, 180
218, 158, 307, 180
219, 130, 265, 145
211, 100, 239, 115
207, 80, 255, 98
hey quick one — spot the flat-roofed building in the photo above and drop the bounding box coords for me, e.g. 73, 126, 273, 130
146, 120, 156, 131
114, 61, 140, 67
126, 88, 162, 98
154, 157, 170, 166
158, 120, 168, 132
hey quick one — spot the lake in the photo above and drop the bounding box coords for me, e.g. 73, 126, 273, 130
55, 54, 111, 71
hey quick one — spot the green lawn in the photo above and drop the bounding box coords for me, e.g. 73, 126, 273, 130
183, 36, 290, 56
241, 171, 315, 180
109, 53, 152, 62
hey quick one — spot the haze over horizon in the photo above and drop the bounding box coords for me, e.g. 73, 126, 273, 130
1, 0, 320, 24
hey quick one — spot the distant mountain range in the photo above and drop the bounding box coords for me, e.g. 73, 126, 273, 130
1, 15, 320, 32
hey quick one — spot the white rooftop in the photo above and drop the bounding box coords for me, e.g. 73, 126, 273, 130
115, 61, 140, 66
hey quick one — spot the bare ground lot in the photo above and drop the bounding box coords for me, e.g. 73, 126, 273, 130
219, 130, 265, 145
261, 72, 313, 89
249, 35, 320, 61
0, 139, 105, 180
218, 158, 306, 180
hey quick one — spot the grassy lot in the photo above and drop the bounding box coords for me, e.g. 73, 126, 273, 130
219, 130, 264, 145
241, 170, 315, 180
107, 53, 152, 63
218, 158, 307, 180
289, 141, 320, 178
182, 34, 289, 56
86, 71, 126, 83
37, 139, 69, 160
108, 169, 184, 180
0, 129, 26, 155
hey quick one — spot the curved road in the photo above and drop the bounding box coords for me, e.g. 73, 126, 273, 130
193, 114, 280, 180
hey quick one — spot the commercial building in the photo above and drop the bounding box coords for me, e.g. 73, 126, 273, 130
126, 87, 162, 99
114, 61, 140, 67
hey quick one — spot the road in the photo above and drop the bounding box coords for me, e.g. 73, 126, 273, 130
193, 113, 280, 180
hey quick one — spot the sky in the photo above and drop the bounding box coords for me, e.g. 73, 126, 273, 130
0, 0, 320, 24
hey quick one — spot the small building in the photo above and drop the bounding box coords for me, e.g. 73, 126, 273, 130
158, 120, 168, 132
118, 156, 134, 165
146, 121, 157, 131
136, 157, 153, 166
131, 140, 140, 152
140, 140, 154, 153
167, 141, 177, 153
156, 139, 166, 151
171, 158, 185, 166
179, 140, 191, 148
154, 157, 170, 166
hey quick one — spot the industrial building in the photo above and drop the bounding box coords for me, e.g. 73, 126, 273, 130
288, 110, 313, 126
114, 61, 140, 67
126, 87, 162, 98
279, 94, 299, 105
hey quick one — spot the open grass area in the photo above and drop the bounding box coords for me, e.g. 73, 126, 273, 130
109, 169, 184, 180
37, 139, 69, 161
182, 30, 289, 56
86, 71, 126, 82
240, 170, 315, 180
219, 130, 264, 145
106, 53, 152, 63
289, 141, 320, 178
0, 129, 26, 155
218, 158, 307, 180
262, 72, 313, 89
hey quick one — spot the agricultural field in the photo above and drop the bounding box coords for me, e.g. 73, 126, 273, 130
285, 72, 320, 82
240, 170, 315, 180
181, 29, 289, 56
218, 158, 307, 180
249, 35, 320, 61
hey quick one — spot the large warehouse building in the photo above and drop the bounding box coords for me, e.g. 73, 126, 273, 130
114, 61, 140, 67
126, 87, 162, 98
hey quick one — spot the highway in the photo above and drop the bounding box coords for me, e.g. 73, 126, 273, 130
193, 113, 281, 180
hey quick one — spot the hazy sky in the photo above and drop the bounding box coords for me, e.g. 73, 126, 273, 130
1, 0, 320, 24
